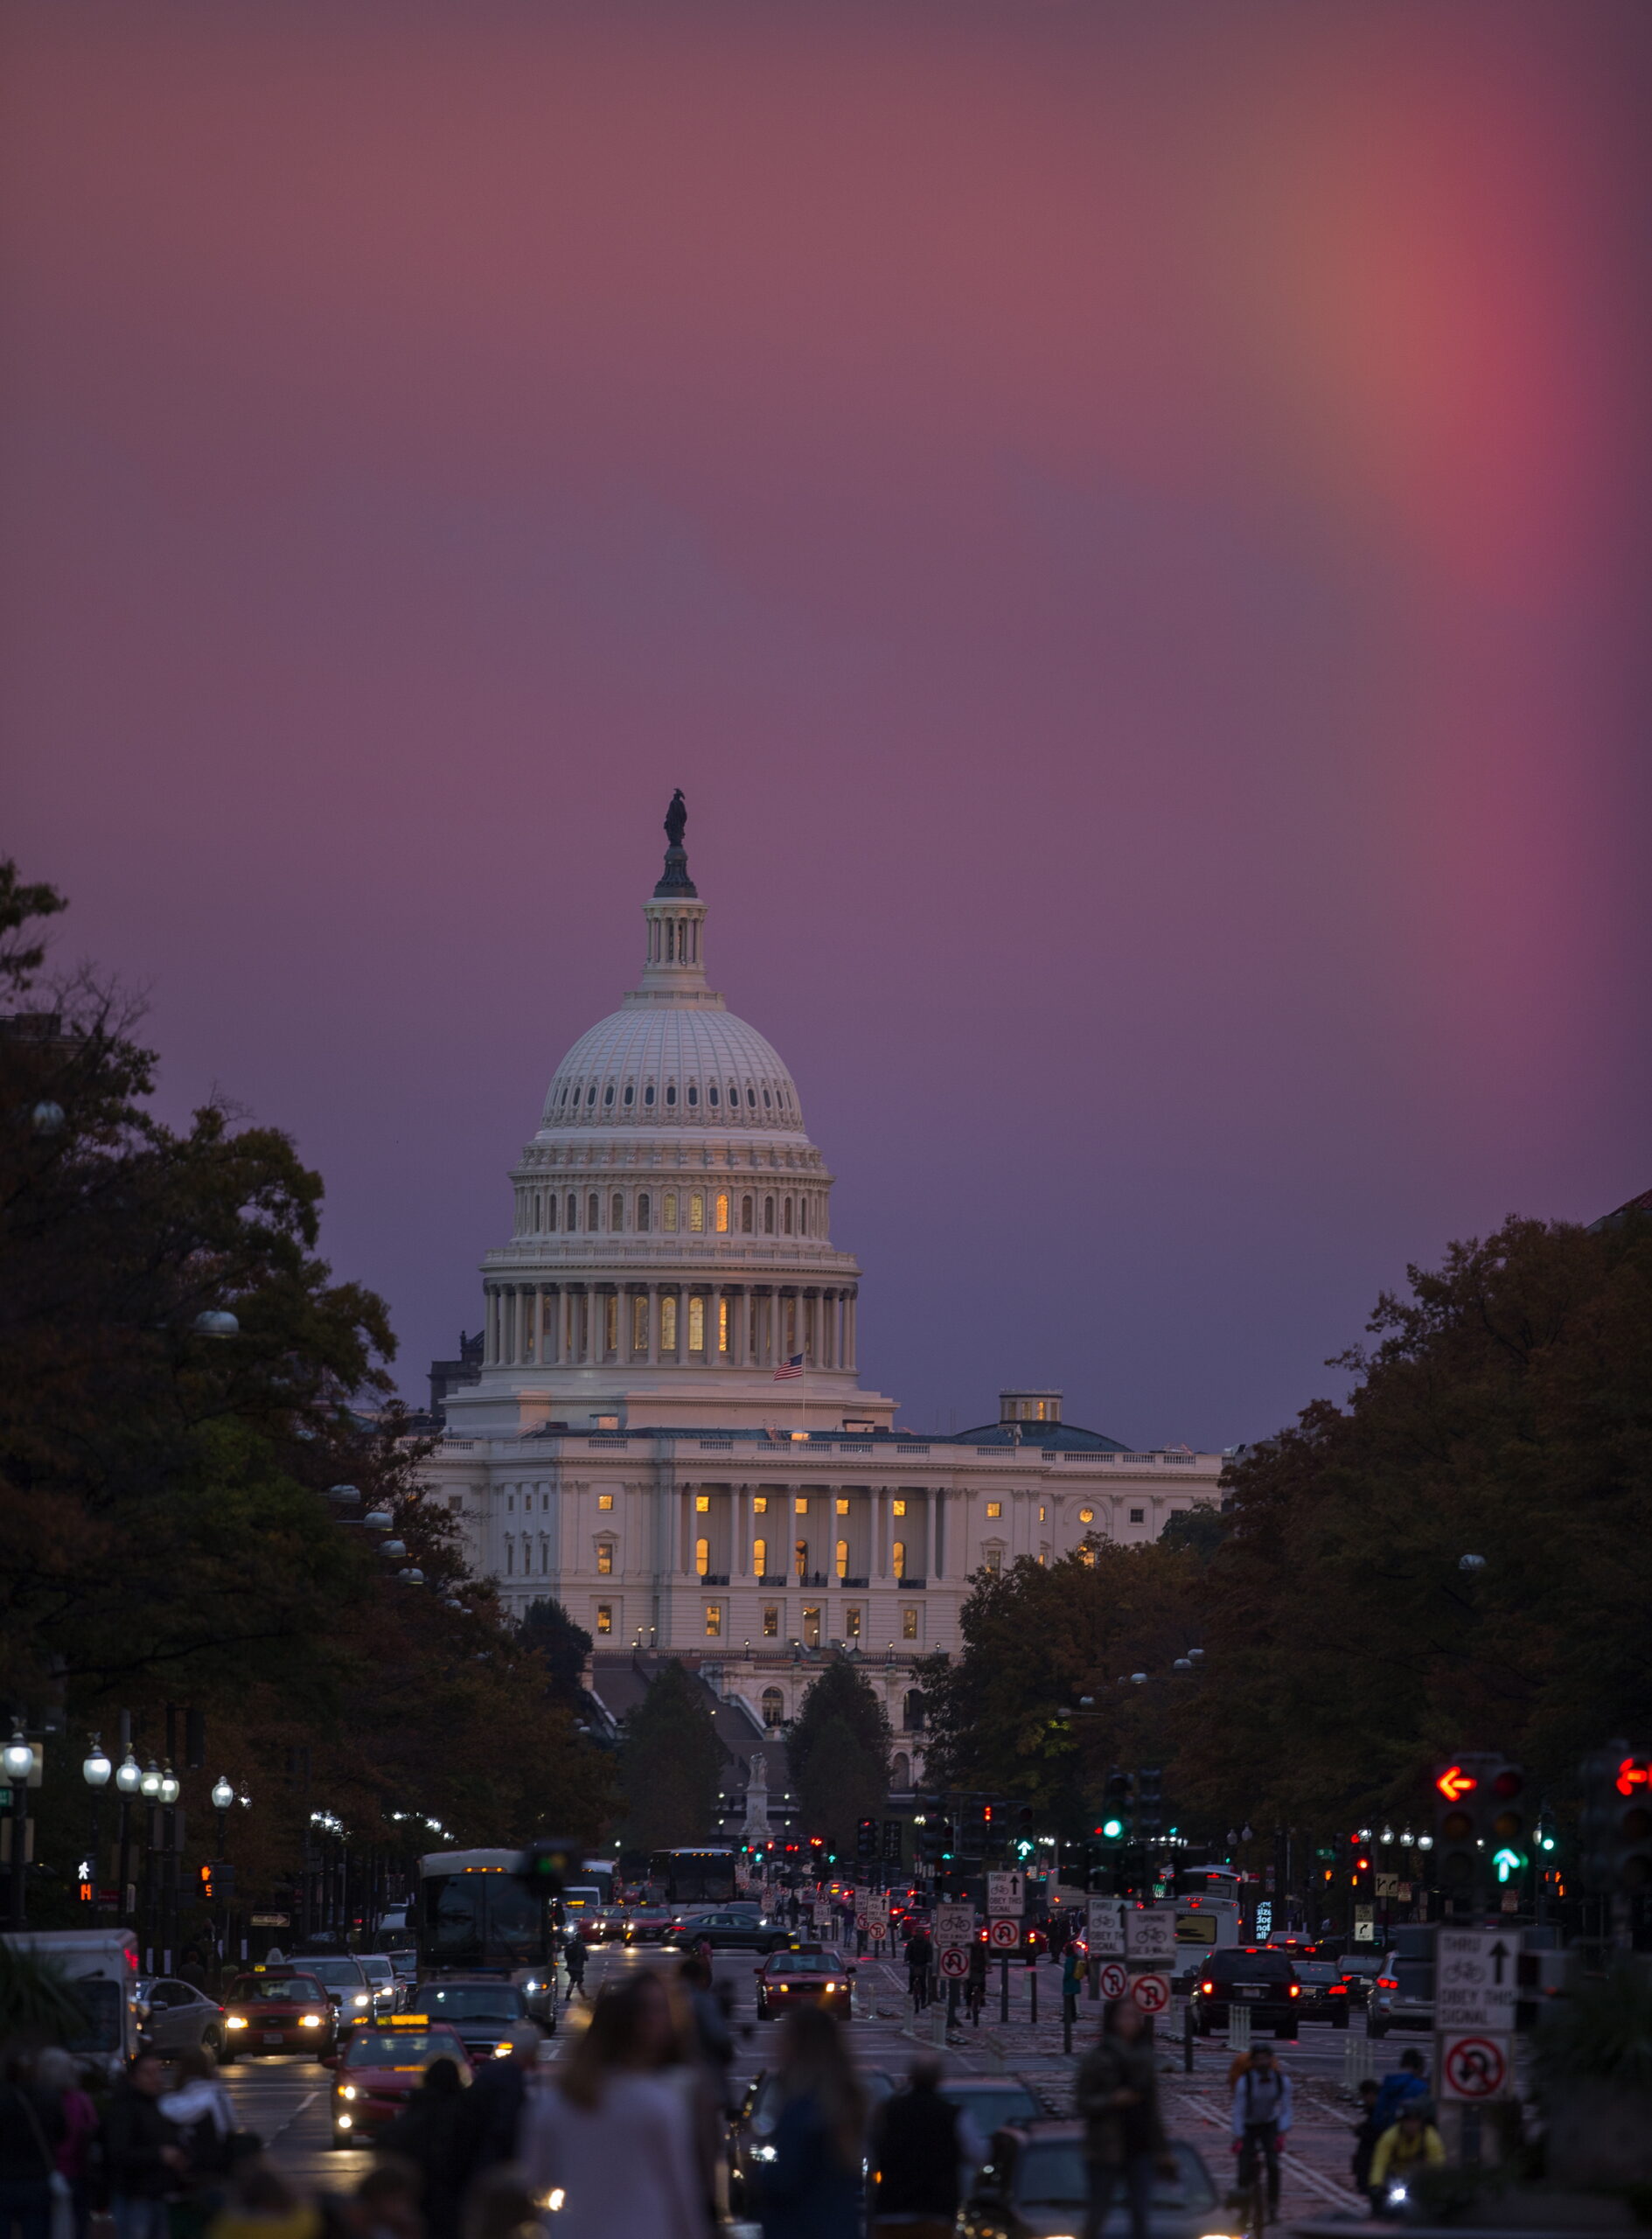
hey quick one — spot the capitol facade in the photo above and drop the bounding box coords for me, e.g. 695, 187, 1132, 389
422, 802, 1223, 1754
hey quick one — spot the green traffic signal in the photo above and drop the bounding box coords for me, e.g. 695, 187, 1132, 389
1101, 1817, 1124, 1840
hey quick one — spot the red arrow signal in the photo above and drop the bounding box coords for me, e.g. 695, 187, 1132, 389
1615, 1757, 1652, 1797
1435, 1764, 1478, 1803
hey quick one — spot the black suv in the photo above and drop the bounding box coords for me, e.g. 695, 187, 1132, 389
1190, 1947, 1301, 2039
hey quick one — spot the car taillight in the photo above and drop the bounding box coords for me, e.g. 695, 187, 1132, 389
1200, 1981, 1214, 1995
1288, 1984, 1300, 1997
1378, 1977, 1398, 1989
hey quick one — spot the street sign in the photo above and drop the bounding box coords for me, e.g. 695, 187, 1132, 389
1439, 2033, 1510, 2101
855, 1912, 870, 1932
938, 1945, 969, 1979
1374, 1873, 1399, 1898
1254, 1901, 1273, 1940
986, 1871, 1024, 1917
1096, 1958, 1127, 2000
249, 1913, 289, 1927
988, 1917, 1020, 1950
1436, 1929, 1519, 2033
1129, 1970, 1171, 2015
1086, 1899, 1124, 1955
933, 1904, 974, 1950
1124, 1909, 1177, 1964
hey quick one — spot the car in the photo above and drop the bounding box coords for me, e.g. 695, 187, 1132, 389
621, 1906, 675, 1945
937, 2078, 1042, 2139
1336, 1950, 1391, 2008
729, 2068, 896, 2217
289, 1954, 377, 2027
410, 1980, 532, 2061
387, 1950, 419, 1989
354, 1954, 401, 2016
1289, 1960, 1353, 2026
960, 2124, 1218, 2239
584, 1908, 624, 1943
220, 1969, 338, 2059
135, 1977, 228, 2060
662, 1909, 788, 1954
753, 1949, 856, 2019
1190, 1947, 1301, 2040
325, 2017, 473, 2146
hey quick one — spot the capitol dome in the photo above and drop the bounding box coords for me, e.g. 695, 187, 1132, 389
444, 795, 894, 1436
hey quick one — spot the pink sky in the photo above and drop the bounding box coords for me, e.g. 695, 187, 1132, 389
6, 1, 1650, 1445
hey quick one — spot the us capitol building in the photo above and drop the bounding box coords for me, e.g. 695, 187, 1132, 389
422, 798, 1223, 1754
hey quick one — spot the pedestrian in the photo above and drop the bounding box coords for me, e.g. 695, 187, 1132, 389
868, 2058, 985, 2239
752, 2005, 865, 2239
31, 2051, 97, 2239
1230, 2041, 1293, 2218
1349, 2079, 1382, 2200
520, 1975, 704, 2239
1061, 1942, 1085, 2026
178, 1954, 209, 1997
1370, 2048, 1429, 2135
161, 2046, 244, 2239
1048, 1912, 1069, 1964
333, 2165, 421, 2239
903, 1927, 931, 2012
456, 2024, 541, 2185
561, 1929, 587, 2002
1369, 2103, 1444, 2216
1074, 1997, 1171, 2239
965, 1938, 988, 2028
677, 1959, 734, 2107
380, 2060, 470, 2239
105, 2054, 186, 2239
1, 2055, 67, 2239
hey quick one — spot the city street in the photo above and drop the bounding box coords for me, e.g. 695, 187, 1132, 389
222, 1934, 1382, 2224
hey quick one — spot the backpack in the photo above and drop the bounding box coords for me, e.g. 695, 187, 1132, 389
1372, 2071, 1426, 2132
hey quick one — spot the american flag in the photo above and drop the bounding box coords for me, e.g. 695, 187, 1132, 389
773, 1352, 805, 1382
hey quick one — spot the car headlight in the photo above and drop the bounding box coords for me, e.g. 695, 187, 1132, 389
352, 1993, 370, 2007
338, 2085, 358, 2101
751, 2145, 777, 2163
227, 2015, 247, 2029
493, 2044, 512, 2058
538, 2191, 565, 2213
336, 2113, 352, 2131
300, 2014, 324, 2028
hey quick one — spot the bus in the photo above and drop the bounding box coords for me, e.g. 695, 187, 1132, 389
647, 1848, 738, 1908
416, 1850, 554, 1979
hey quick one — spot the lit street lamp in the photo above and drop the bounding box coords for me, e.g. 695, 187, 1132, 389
4, 1730, 36, 1929
115, 1750, 142, 1926
82, 1737, 112, 1917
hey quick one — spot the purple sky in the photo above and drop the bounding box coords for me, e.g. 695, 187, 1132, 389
6, 2, 1651, 1447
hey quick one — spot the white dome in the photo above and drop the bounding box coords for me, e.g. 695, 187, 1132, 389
541, 1000, 805, 1134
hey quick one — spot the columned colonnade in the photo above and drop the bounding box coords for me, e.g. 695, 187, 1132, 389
480, 1281, 858, 1372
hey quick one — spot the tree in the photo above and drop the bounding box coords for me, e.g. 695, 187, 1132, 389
787, 1658, 892, 1854
618, 1662, 723, 1850
520, 1599, 594, 1713
1158, 1504, 1227, 1564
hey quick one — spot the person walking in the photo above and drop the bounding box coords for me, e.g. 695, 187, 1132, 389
162, 2046, 243, 2239
31, 2051, 96, 2239
752, 2005, 864, 2239
964, 1938, 988, 2028
380, 2059, 471, 2239
0, 2058, 66, 2239
104, 2054, 185, 2239
1061, 1941, 1085, 2027
868, 2059, 984, 2239
1230, 2042, 1293, 2219
1370, 2049, 1429, 2135
1349, 2079, 1383, 2201
457, 2025, 542, 2185
561, 1930, 588, 2004
1074, 1998, 1170, 2239
903, 1927, 931, 2012
521, 1976, 704, 2239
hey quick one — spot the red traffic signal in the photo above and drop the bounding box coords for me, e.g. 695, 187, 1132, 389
1615, 1757, 1652, 1797
1435, 1764, 1477, 1803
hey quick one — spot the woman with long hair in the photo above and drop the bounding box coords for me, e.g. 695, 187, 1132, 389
754, 2004, 865, 2239
521, 1976, 703, 2239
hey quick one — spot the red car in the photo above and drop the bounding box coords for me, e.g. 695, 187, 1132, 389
753, 1949, 855, 2020
327, 2017, 473, 2146
221, 1970, 337, 2060
974, 1922, 1049, 1961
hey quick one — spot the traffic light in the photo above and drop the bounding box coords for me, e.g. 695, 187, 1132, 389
1014, 1804, 1035, 1862
199, 1862, 215, 1902
1101, 1768, 1133, 1844
1136, 1766, 1164, 1842
1486, 1763, 1529, 1885
914, 1792, 951, 1866
856, 1817, 877, 1863
512, 1837, 576, 1896
1432, 1760, 1483, 1895
881, 1819, 903, 1866
1579, 1742, 1652, 1894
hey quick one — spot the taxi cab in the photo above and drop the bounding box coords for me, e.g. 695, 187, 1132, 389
326, 2015, 473, 2146
221, 1969, 338, 2060
753, 1948, 855, 2020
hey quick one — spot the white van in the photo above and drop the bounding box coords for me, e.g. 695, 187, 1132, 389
3, 1929, 144, 2076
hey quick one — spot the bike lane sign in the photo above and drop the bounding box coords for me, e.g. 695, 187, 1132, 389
1086, 1900, 1124, 1956
1435, 1929, 1518, 2032
1439, 2033, 1510, 2101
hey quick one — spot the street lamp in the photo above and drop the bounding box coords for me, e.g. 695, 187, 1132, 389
5, 1731, 36, 1929
212, 1777, 234, 1811
114, 1752, 142, 1928
192, 1308, 240, 1338
82, 1738, 112, 1917
140, 1761, 163, 1802
158, 1767, 180, 1807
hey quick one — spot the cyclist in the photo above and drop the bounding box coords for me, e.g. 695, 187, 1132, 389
1230, 2041, 1293, 2219
965, 1936, 988, 2027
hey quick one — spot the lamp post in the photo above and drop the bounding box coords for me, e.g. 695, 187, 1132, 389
158, 1766, 180, 1971
4, 1729, 36, 1929
139, 1761, 163, 1967
82, 1736, 112, 1916
115, 1748, 143, 1928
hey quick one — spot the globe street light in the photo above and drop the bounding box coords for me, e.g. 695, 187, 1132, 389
83, 1740, 112, 1789
140, 1762, 163, 1801
158, 1768, 180, 1807
212, 1777, 234, 1811
5, 1732, 36, 1929
82, 1737, 112, 1917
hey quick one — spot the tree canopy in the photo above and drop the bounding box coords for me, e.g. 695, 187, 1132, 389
618, 1661, 724, 1850
787, 1658, 892, 1853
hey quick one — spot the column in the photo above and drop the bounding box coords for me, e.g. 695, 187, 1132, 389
923, 1491, 936, 1583
843, 1291, 855, 1372
525, 1286, 538, 1364
736, 1487, 750, 1577
646, 1285, 659, 1367
483, 1288, 495, 1365
730, 1287, 746, 1369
